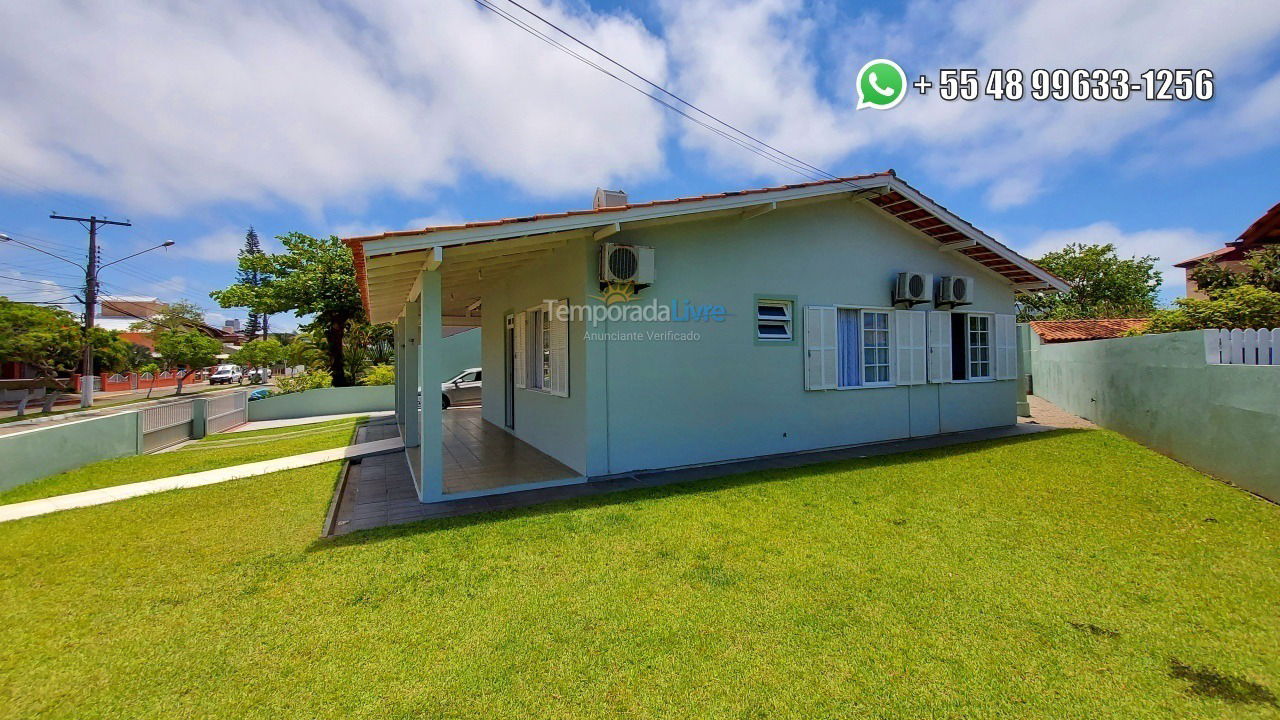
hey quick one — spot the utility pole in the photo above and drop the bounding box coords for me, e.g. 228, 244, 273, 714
49, 214, 132, 408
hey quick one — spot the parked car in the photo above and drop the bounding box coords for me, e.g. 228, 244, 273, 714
247, 388, 272, 401
208, 364, 244, 385
247, 367, 272, 384
441, 368, 481, 409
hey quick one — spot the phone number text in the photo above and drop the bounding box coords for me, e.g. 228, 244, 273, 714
920, 69, 1214, 101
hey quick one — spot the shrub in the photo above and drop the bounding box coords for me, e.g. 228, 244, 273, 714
360, 364, 395, 386
1144, 285, 1280, 334
273, 369, 333, 395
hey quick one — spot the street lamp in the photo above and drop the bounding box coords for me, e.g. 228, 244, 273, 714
1, 231, 177, 407
99, 240, 175, 269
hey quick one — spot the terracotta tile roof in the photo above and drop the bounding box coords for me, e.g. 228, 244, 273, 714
1239, 201, 1280, 246
343, 172, 893, 243
345, 170, 1068, 321
1029, 318, 1149, 343
1174, 201, 1280, 268
1174, 246, 1236, 269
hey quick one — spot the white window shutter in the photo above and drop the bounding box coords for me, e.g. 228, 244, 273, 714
804, 306, 838, 390
995, 313, 1017, 380
513, 311, 527, 389
927, 311, 952, 383
894, 310, 927, 385
549, 300, 569, 397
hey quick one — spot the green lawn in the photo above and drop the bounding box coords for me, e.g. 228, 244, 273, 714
2, 429, 1279, 718
0, 416, 366, 505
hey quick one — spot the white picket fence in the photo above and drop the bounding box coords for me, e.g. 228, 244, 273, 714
1204, 328, 1280, 365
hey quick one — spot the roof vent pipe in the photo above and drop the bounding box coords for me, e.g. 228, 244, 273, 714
593, 188, 628, 210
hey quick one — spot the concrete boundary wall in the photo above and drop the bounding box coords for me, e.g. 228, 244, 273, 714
247, 386, 395, 422
0, 393, 249, 492
1029, 329, 1280, 501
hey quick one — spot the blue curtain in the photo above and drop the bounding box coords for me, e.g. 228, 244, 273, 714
837, 308, 859, 388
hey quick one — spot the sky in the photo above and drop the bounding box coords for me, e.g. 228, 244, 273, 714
1, 0, 1278, 331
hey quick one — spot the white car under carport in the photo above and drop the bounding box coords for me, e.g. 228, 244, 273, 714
441, 368, 481, 409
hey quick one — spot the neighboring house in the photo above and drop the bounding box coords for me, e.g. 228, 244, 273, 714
1029, 318, 1149, 343
1174, 201, 1280, 299
344, 171, 1066, 503
97, 295, 246, 351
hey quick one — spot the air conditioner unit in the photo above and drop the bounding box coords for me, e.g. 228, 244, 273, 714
936, 275, 974, 307
600, 243, 655, 286
893, 271, 932, 307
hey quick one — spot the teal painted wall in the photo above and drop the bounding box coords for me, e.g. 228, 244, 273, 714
439, 327, 481, 382
477, 196, 1019, 478
479, 238, 592, 474
0, 412, 139, 491
247, 386, 395, 421
1029, 330, 1280, 501
593, 199, 1016, 475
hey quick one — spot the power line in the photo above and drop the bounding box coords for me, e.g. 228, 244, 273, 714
493, 0, 844, 184
471, 0, 829, 182
0, 274, 83, 290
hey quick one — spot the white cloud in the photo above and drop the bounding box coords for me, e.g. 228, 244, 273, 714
0, 272, 78, 306
1, 0, 1277, 217
660, 0, 1280, 207
0, 1, 668, 214
172, 229, 246, 263
1016, 222, 1222, 302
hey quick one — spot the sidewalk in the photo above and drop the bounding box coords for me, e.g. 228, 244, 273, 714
228, 410, 393, 433
1018, 395, 1097, 430
0, 435, 404, 524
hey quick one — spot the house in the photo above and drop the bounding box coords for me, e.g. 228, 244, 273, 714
343, 171, 1067, 503
1029, 318, 1149, 343
96, 295, 246, 351
1174, 201, 1280, 299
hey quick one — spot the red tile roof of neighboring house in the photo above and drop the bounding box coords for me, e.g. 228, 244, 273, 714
1174, 201, 1280, 268
1239, 201, 1280, 246
1029, 318, 1149, 343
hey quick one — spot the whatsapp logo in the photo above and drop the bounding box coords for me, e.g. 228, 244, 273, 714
856, 58, 907, 110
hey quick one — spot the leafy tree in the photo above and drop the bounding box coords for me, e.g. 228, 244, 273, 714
88, 328, 136, 374
313, 318, 394, 384
1018, 243, 1161, 321
1189, 246, 1280, 296
138, 362, 161, 398
281, 334, 322, 372
127, 299, 209, 336
0, 298, 81, 412
122, 342, 154, 372
1144, 285, 1280, 333
153, 330, 222, 395
232, 338, 284, 382
211, 233, 364, 386
237, 227, 272, 339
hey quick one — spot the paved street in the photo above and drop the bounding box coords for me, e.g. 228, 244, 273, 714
0, 381, 272, 437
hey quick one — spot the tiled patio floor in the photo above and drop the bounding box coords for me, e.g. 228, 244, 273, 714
328, 409, 581, 534
326, 412, 1059, 536
442, 407, 580, 493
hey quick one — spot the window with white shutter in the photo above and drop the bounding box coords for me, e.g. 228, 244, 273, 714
966, 314, 993, 380
894, 310, 926, 386
804, 306, 838, 390
519, 302, 570, 397
994, 313, 1017, 380
513, 311, 527, 389
813, 306, 897, 390
548, 299, 570, 397
926, 311, 952, 383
